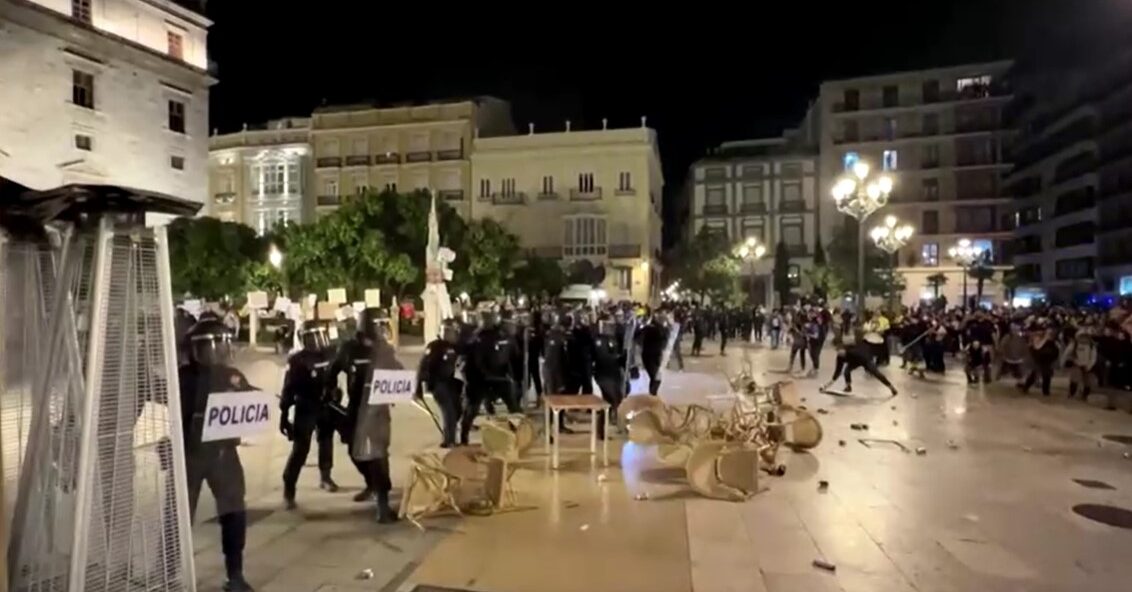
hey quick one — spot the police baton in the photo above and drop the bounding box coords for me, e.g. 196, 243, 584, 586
411, 392, 444, 437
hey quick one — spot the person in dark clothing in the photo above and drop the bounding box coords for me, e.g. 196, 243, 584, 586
179, 319, 254, 592
753, 308, 765, 343
527, 312, 545, 402
328, 310, 389, 503
691, 312, 705, 356
463, 312, 520, 442
280, 322, 338, 510
568, 314, 596, 394
822, 340, 899, 396
787, 316, 808, 373
639, 313, 669, 395
543, 311, 569, 396
1021, 328, 1060, 396
503, 314, 527, 405
592, 318, 626, 438
418, 319, 463, 447
718, 313, 730, 355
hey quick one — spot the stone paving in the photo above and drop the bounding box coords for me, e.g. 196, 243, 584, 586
199, 341, 1132, 592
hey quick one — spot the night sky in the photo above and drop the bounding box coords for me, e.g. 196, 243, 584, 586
204, 0, 1127, 246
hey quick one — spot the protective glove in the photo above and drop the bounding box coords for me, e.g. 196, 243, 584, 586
279, 416, 293, 440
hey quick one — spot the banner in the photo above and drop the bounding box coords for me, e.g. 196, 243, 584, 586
368, 369, 418, 406
201, 390, 273, 442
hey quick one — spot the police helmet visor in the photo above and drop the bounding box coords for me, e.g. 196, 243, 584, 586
190, 331, 233, 366
300, 327, 331, 350
441, 322, 460, 342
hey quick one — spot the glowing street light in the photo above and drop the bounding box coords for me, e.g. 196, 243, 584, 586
268, 244, 283, 269
831, 158, 894, 308
948, 238, 984, 308
870, 215, 914, 254
734, 237, 768, 304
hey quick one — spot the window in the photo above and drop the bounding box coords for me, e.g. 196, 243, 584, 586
921, 144, 939, 168
256, 163, 285, 195
882, 85, 899, 107
618, 171, 633, 192
741, 164, 763, 178
351, 137, 367, 156
286, 164, 300, 194
74, 134, 92, 151
542, 175, 554, 195
843, 151, 860, 172
615, 267, 632, 291
72, 0, 91, 23
703, 220, 728, 238
781, 180, 802, 204
740, 219, 764, 241
842, 119, 859, 142
922, 79, 941, 103
384, 182, 397, 192
256, 212, 267, 237
501, 178, 516, 197
705, 185, 726, 213
882, 149, 898, 171
353, 174, 368, 196
170, 155, 185, 171
578, 172, 595, 193
781, 219, 804, 246
922, 113, 940, 135
741, 184, 764, 210
955, 207, 995, 233
167, 31, 183, 59
843, 89, 859, 111
705, 166, 727, 180
884, 117, 897, 140
275, 209, 289, 228
921, 243, 940, 266
957, 75, 992, 97
325, 179, 339, 196
922, 210, 939, 234
168, 100, 185, 133
563, 216, 607, 256
780, 163, 803, 178
1055, 257, 1094, 280
921, 178, 939, 201
72, 70, 94, 109
787, 265, 801, 288
479, 179, 491, 198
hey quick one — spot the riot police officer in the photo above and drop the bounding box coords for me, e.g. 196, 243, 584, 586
593, 317, 626, 438
178, 319, 253, 592
503, 312, 527, 407
542, 310, 568, 396
463, 311, 519, 443
419, 318, 463, 447
280, 321, 337, 509
329, 309, 380, 502
639, 312, 669, 395
568, 310, 596, 394
527, 310, 545, 402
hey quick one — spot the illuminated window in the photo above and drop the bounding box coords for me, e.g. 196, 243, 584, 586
616, 267, 632, 290
883, 149, 898, 171
1119, 276, 1132, 296
921, 243, 939, 266
564, 216, 607, 256
843, 151, 859, 172
167, 31, 184, 60
787, 265, 801, 287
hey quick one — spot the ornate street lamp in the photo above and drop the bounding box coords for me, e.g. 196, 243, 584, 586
735, 236, 768, 304
948, 238, 984, 309
870, 215, 914, 309
831, 160, 894, 309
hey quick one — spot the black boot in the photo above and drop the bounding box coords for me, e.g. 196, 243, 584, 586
319, 476, 339, 492
283, 484, 297, 510
352, 488, 375, 502
376, 490, 398, 524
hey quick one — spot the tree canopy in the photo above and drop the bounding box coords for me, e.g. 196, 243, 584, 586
826, 220, 905, 298
668, 229, 740, 303
167, 216, 269, 300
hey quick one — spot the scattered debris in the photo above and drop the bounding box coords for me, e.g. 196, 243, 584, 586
817, 408, 830, 415
579, 524, 590, 531
1022, 446, 1033, 452
564, 501, 580, 509
1072, 478, 1116, 490
947, 440, 959, 450
963, 514, 980, 523
812, 559, 837, 572
859, 438, 910, 453
892, 420, 899, 426
891, 405, 897, 411
801, 397, 807, 402
1097, 441, 1103, 448
818, 480, 829, 492
357, 569, 374, 580
915, 447, 927, 455
634, 492, 650, 501
850, 423, 869, 431
596, 473, 609, 482
838, 440, 847, 446
1124, 452, 1131, 460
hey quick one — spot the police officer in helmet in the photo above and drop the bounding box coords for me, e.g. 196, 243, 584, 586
349, 308, 402, 522
418, 318, 463, 447
179, 318, 254, 591
329, 308, 385, 502
593, 316, 626, 438
463, 310, 520, 443
280, 321, 338, 509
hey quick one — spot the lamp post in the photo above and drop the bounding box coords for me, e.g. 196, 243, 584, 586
870, 215, 914, 310
734, 236, 768, 305
832, 160, 894, 310
948, 238, 983, 309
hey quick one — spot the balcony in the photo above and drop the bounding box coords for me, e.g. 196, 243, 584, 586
405, 151, 433, 163
738, 202, 767, 214
316, 157, 342, 168
955, 156, 1002, 168
1053, 151, 1097, 184
786, 244, 810, 257
702, 204, 728, 216
374, 152, 401, 165
537, 192, 560, 201
570, 187, 602, 201
492, 192, 526, 205
345, 155, 371, 166
609, 244, 642, 258
317, 195, 341, 206
213, 191, 236, 205
954, 120, 1000, 134
778, 200, 808, 213
436, 148, 463, 161
831, 84, 1010, 114
439, 189, 464, 202
615, 187, 636, 196
920, 160, 941, 170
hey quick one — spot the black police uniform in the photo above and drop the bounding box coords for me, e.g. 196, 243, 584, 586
527, 316, 545, 400
593, 330, 626, 437
329, 335, 381, 498
543, 324, 569, 396
420, 334, 463, 447
567, 323, 596, 394
178, 350, 253, 591
639, 321, 668, 395
463, 324, 520, 442
280, 346, 335, 505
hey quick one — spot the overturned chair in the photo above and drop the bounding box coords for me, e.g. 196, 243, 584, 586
398, 446, 518, 529
479, 414, 536, 462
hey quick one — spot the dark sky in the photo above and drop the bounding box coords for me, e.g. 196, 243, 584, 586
205, 0, 1127, 244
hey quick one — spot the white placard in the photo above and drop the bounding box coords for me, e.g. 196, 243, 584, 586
273, 296, 292, 314
246, 291, 269, 310
181, 299, 203, 319
364, 289, 381, 308
327, 288, 347, 305
368, 370, 417, 406
201, 390, 273, 442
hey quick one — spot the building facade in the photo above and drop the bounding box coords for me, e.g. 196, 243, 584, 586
308, 97, 514, 219
816, 61, 1016, 306
470, 124, 664, 303
686, 137, 818, 305
0, 0, 213, 215
1005, 47, 1132, 302
207, 118, 311, 233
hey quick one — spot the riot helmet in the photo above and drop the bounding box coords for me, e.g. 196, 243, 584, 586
359, 307, 391, 342
542, 309, 559, 328
441, 318, 460, 343
298, 321, 331, 351
480, 310, 500, 329
597, 317, 617, 337
560, 311, 575, 329
187, 319, 233, 366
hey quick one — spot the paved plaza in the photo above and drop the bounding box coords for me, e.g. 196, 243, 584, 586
193, 340, 1132, 592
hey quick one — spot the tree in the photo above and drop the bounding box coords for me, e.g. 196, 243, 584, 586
804, 264, 843, 300
772, 240, 792, 307
826, 222, 901, 298
167, 216, 267, 301
451, 218, 522, 300
669, 229, 740, 303
969, 264, 996, 306
926, 272, 949, 299
1001, 269, 1022, 304
513, 256, 567, 301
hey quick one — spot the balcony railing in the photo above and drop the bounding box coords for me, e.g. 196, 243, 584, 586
317, 194, 341, 206
570, 187, 602, 201
439, 189, 464, 201
738, 202, 767, 214
316, 157, 342, 168
405, 151, 433, 163
831, 84, 1010, 114
955, 156, 1001, 167
374, 152, 400, 165
492, 192, 526, 205
537, 192, 559, 201
778, 200, 807, 213
609, 244, 641, 258
702, 204, 728, 215
345, 155, 371, 166
436, 148, 463, 161
213, 191, 236, 205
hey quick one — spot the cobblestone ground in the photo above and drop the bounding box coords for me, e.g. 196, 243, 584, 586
196, 340, 1132, 592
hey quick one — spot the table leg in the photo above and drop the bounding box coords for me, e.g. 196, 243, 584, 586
553, 409, 561, 470
589, 411, 597, 458
603, 407, 609, 466
544, 403, 551, 453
